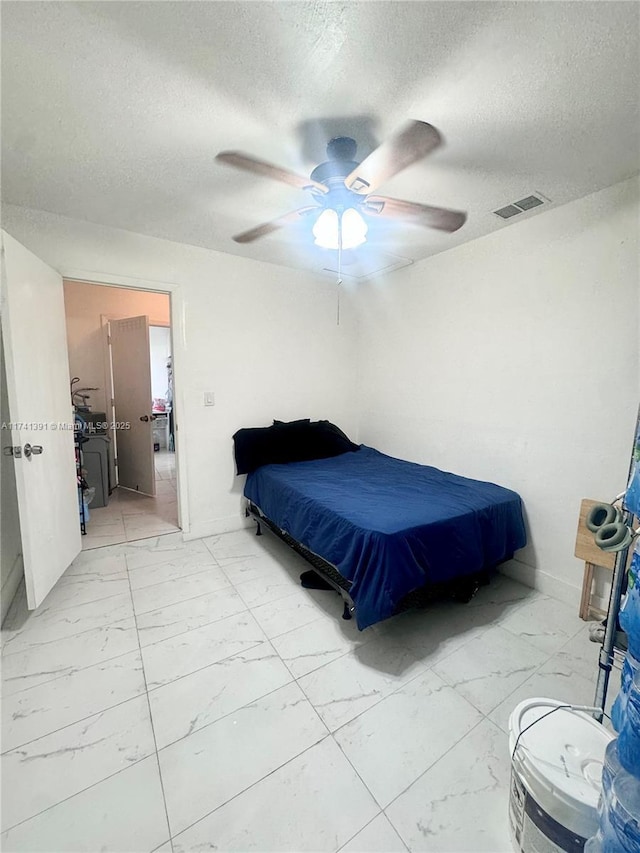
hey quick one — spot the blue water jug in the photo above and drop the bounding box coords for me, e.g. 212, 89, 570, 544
619, 548, 640, 660
602, 741, 622, 839
587, 740, 640, 853
602, 740, 624, 794
585, 741, 623, 852
585, 831, 604, 852
617, 669, 640, 777
612, 654, 640, 733
602, 769, 640, 853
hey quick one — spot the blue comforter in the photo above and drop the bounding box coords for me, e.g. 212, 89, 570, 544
244, 446, 526, 629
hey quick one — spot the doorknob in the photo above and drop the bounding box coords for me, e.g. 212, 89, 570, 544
23, 443, 43, 458
140, 415, 149, 422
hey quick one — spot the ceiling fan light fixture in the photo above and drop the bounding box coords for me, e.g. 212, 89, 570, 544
312, 208, 338, 248
220, 121, 466, 246
342, 208, 368, 249
313, 207, 368, 250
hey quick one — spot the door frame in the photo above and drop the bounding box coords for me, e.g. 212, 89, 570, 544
62, 270, 190, 536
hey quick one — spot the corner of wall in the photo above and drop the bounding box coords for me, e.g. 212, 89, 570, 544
499, 557, 582, 610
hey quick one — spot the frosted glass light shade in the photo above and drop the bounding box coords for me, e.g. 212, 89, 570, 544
341, 208, 368, 248
313, 207, 368, 250
312, 209, 339, 248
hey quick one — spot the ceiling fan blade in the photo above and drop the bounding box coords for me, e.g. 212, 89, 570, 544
344, 121, 442, 195
232, 206, 320, 243
216, 151, 328, 193
364, 195, 467, 233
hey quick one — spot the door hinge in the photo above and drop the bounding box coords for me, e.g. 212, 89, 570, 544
107, 334, 112, 344
111, 398, 115, 408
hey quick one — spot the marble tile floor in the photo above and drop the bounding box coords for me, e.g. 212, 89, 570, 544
0, 527, 618, 852
81, 450, 179, 550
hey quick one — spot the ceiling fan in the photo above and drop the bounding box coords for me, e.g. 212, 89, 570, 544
215, 120, 467, 250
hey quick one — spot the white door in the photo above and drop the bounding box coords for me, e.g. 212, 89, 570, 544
1, 231, 81, 609
110, 316, 155, 496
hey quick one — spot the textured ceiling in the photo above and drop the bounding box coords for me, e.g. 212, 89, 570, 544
2, 1, 639, 278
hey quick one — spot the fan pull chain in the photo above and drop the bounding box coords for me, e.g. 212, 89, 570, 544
336, 213, 343, 326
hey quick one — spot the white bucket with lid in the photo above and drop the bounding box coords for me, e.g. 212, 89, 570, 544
508, 698, 614, 853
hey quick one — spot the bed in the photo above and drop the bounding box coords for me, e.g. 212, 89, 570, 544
234, 421, 527, 630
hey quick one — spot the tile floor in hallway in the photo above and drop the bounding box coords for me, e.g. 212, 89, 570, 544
81, 450, 179, 550
0, 527, 617, 852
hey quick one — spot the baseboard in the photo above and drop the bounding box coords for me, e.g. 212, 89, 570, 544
1, 553, 24, 626
499, 558, 582, 610
183, 515, 252, 542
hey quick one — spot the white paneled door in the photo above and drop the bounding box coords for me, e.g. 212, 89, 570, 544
1, 231, 81, 609
110, 315, 156, 496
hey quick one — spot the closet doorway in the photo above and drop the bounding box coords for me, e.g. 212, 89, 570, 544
64, 280, 180, 549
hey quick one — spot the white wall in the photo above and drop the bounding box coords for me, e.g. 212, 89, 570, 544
2, 205, 359, 539
63, 280, 171, 415
355, 176, 640, 606
1, 327, 24, 623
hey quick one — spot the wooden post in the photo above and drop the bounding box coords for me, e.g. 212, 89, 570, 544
579, 561, 595, 620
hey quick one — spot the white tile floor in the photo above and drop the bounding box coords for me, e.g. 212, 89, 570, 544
0, 527, 617, 852
82, 451, 179, 549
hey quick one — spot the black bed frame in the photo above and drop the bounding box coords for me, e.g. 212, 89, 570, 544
246, 501, 490, 625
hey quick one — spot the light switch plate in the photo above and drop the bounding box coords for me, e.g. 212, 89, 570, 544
204, 391, 215, 407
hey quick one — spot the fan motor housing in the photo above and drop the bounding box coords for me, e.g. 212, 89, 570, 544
310, 159, 360, 185
310, 135, 361, 187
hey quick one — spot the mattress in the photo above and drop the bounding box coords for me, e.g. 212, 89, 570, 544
244, 445, 527, 629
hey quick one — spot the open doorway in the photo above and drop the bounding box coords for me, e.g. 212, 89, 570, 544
63, 280, 180, 549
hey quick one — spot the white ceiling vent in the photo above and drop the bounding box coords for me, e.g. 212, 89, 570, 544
494, 204, 522, 219
493, 193, 548, 220
514, 194, 544, 211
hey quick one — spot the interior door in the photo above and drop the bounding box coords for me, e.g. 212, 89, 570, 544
1, 231, 81, 609
110, 315, 155, 496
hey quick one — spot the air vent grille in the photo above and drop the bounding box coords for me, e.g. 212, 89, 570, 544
494, 204, 522, 219
493, 193, 548, 220
514, 195, 544, 211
